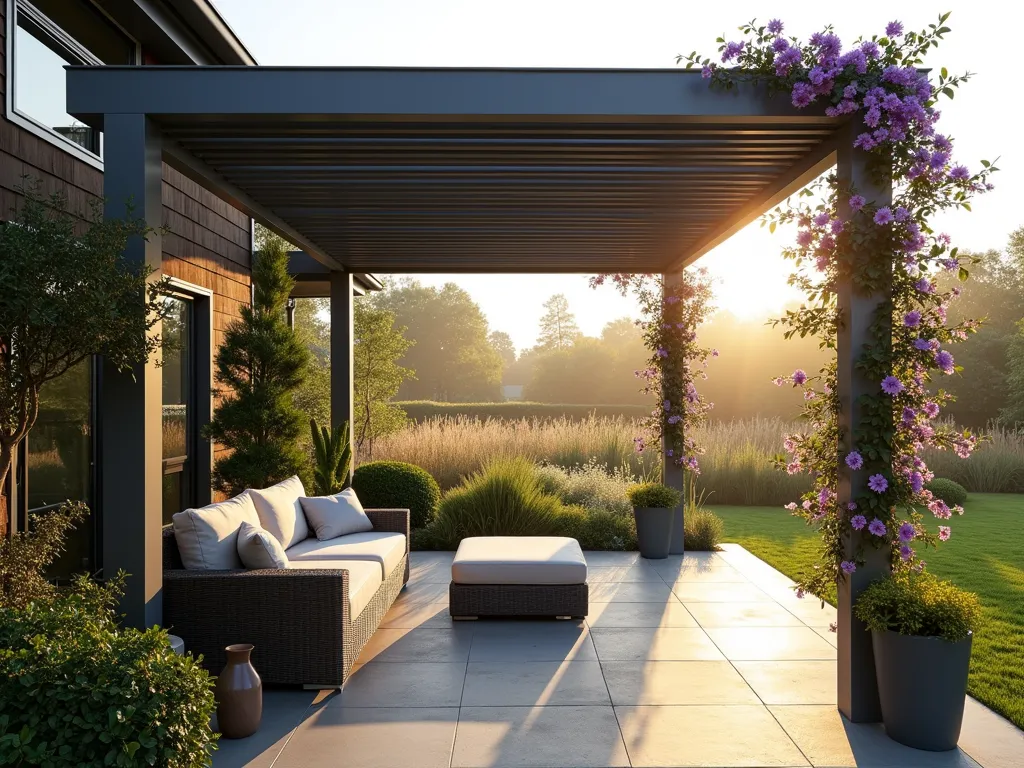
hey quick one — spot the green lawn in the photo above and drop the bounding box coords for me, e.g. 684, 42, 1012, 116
713, 494, 1024, 730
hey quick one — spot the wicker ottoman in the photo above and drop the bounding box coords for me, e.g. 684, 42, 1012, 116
449, 536, 588, 619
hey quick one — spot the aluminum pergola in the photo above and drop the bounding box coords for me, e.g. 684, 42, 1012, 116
67, 65, 888, 723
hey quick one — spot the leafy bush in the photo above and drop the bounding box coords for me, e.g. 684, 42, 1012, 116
627, 483, 682, 510
423, 457, 563, 548
535, 459, 634, 516
925, 477, 968, 507
0, 502, 87, 610
683, 507, 724, 551
555, 505, 637, 550
0, 576, 217, 767
854, 574, 981, 642
352, 460, 441, 528
396, 401, 651, 423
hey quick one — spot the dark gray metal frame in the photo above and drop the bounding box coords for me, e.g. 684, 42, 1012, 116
67, 64, 890, 721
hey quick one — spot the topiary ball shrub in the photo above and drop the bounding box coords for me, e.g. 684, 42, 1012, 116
0, 576, 217, 767
854, 573, 980, 642
683, 507, 724, 551
353, 460, 441, 529
925, 477, 968, 507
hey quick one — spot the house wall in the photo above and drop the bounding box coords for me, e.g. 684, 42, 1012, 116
0, 2, 252, 530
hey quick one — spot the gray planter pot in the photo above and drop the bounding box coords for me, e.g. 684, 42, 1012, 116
871, 629, 973, 751
633, 507, 674, 559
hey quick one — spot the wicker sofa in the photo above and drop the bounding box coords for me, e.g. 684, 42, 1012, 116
162, 507, 409, 688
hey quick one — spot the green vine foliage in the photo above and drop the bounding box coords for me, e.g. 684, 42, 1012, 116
680, 15, 997, 600
590, 269, 717, 478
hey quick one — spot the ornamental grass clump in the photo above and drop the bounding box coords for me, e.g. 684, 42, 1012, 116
535, 458, 635, 516
425, 456, 563, 548
627, 483, 682, 510
854, 573, 980, 642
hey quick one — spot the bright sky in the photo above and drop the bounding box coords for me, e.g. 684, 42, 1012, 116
215, 0, 1022, 351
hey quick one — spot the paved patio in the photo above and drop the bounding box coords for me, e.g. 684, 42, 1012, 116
213, 545, 1022, 768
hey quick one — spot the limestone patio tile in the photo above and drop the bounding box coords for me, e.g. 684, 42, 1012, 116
461, 661, 610, 706
274, 706, 459, 768
393, 580, 451, 605
958, 696, 1024, 768
211, 689, 321, 768
356, 625, 474, 663
590, 626, 724, 661
379, 599, 453, 629
452, 705, 629, 768
704, 626, 838, 661
815, 627, 839, 648
409, 552, 456, 583
616, 704, 809, 767
601, 660, 761, 706
671, 582, 774, 603
585, 600, 699, 628
734, 660, 838, 705
469, 621, 597, 663
768, 705, 982, 768
581, 551, 643, 566
336, 661, 467, 708
683, 600, 806, 628
588, 581, 678, 603
662, 566, 752, 584
585, 564, 664, 582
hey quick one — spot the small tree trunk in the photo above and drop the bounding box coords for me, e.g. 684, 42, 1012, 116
0, 444, 12, 536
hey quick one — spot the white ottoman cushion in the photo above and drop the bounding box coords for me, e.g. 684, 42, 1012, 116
451, 537, 587, 585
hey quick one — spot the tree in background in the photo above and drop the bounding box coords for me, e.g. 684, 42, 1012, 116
0, 183, 167, 534
292, 297, 331, 429
372, 279, 502, 401
354, 304, 415, 459
489, 330, 517, 376
939, 229, 1024, 427
1000, 319, 1024, 427
537, 293, 580, 350
205, 232, 310, 494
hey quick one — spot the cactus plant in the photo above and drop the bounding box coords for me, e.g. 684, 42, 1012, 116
310, 419, 352, 495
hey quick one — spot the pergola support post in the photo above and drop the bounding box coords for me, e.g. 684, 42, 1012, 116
835, 123, 892, 722
99, 114, 164, 629
662, 272, 685, 555
330, 271, 356, 479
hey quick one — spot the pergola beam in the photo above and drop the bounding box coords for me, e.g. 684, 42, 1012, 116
668, 137, 841, 270
66, 67, 836, 125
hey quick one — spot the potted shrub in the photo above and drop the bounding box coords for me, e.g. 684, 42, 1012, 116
854, 573, 981, 751
626, 483, 682, 559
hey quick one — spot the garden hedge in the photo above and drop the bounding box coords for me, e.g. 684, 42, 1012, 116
925, 477, 968, 507
396, 401, 651, 423
352, 460, 441, 529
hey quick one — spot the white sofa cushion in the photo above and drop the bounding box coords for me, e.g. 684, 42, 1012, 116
286, 559, 383, 619
451, 537, 588, 585
299, 489, 373, 540
237, 521, 289, 569
249, 476, 310, 550
172, 493, 260, 570
286, 532, 406, 580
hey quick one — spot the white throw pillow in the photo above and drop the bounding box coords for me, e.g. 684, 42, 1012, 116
172, 492, 260, 570
249, 476, 310, 549
299, 488, 374, 541
236, 521, 289, 569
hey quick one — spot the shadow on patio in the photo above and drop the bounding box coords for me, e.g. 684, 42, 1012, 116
212, 546, 1000, 768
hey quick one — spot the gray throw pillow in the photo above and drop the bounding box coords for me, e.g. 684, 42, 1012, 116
237, 520, 289, 569
299, 489, 374, 541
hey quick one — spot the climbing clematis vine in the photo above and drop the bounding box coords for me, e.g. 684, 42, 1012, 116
680, 14, 997, 600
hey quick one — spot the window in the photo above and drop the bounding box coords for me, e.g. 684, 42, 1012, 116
9, 0, 136, 161
25, 358, 96, 579
162, 294, 197, 524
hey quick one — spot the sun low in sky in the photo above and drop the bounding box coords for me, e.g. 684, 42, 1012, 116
215, 0, 1018, 351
